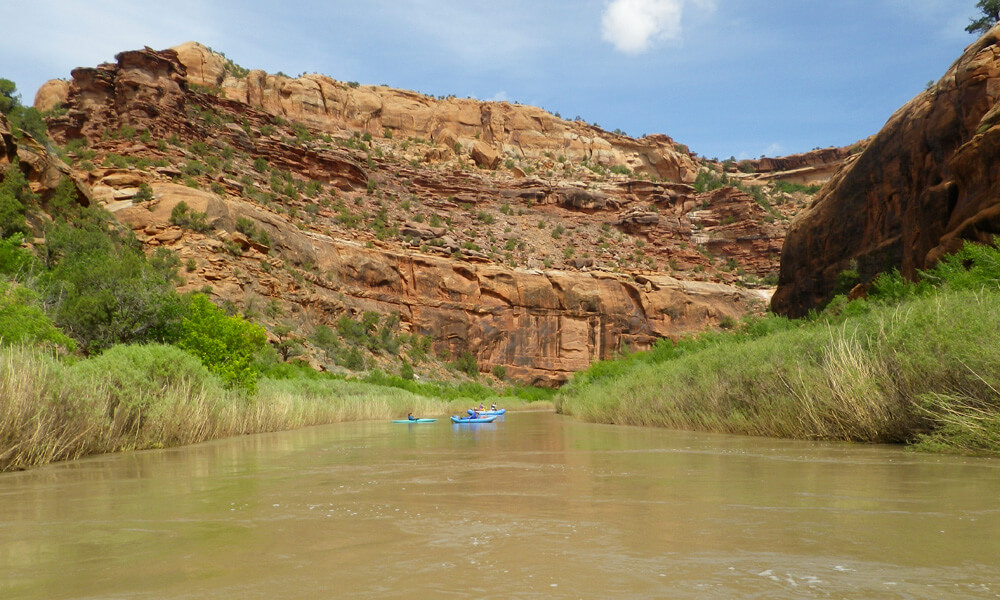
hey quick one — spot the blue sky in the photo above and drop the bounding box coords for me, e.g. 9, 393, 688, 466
0, 0, 978, 159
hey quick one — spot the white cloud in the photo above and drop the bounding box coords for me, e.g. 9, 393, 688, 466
601, 0, 714, 54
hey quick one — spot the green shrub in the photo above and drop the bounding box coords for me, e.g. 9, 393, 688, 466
66, 343, 218, 431
450, 351, 479, 377
169, 201, 210, 232
41, 219, 184, 353
0, 162, 35, 238
0, 279, 75, 350
176, 294, 268, 392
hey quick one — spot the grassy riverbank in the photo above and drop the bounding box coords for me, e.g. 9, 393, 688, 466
556, 247, 1000, 455
0, 344, 550, 472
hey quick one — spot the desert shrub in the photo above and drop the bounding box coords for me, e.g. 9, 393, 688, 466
169, 201, 210, 232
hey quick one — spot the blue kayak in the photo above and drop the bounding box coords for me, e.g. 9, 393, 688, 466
393, 419, 437, 423
451, 415, 498, 424
467, 408, 506, 416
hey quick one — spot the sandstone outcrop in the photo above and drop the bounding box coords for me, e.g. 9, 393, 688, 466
735, 145, 864, 186
0, 113, 90, 207
170, 42, 698, 183
30, 43, 802, 384
773, 26, 1000, 316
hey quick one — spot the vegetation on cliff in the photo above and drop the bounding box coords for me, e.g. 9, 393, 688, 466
556, 240, 1000, 455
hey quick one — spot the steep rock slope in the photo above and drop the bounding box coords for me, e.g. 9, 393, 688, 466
170, 42, 698, 183
34, 44, 812, 385
773, 27, 1000, 316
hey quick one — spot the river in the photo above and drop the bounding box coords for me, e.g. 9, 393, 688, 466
1, 411, 998, 599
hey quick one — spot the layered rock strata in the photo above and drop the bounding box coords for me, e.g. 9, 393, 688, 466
773, 27, 1000, 316
34, 44, 777, 385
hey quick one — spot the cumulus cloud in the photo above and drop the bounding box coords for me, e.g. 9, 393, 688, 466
600, 0, 713, 54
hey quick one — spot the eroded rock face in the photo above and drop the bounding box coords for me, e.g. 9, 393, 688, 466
32, 43, 778, 385
171, 42, 698, 183
773, 27, 1000, 317
0, 113, 90, 208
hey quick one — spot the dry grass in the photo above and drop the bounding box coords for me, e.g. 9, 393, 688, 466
557, 289, 1000, 454
0, 343, 541, 472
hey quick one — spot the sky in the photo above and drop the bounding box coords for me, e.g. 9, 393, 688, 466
0, 0, 980, 160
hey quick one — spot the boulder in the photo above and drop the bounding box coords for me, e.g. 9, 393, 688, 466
470, 141, 500, 169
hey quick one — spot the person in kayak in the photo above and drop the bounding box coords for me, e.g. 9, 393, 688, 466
407, 413, 417, 421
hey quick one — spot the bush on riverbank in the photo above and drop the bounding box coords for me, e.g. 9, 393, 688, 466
557, 241, 1000, 455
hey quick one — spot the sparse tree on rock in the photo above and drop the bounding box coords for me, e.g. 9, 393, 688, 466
967, 0, 1000, 35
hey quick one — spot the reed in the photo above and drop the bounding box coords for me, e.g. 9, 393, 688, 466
0, 343, 550, 472
557, 289, 1000, 453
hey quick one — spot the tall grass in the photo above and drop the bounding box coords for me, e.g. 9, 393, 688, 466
0, 343, 547, 472
556, 289, 1000, 454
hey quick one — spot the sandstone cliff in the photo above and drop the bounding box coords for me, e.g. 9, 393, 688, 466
30, 44, 814, 385
772, 26, 1000, 316
169, 42, 698, 184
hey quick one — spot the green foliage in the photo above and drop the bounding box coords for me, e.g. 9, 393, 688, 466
773, 180, 822, 195
46, 176, 83, 220
561, 239, 1000, 454
831, 265, 861, 297
338, 346, 365, 370
0, 279, 75, 350
920, 239, 1000, 291
235, 217, 270, 247
133, 183, 154, 203
0, 233, 39, 279
0, 79, 15, 115
967, 0, 1000, 35
40, 219, 184, 353
176, 294, 268, 392
66, 343, 217, 432
0, 79, 47, 142
0, 161, 36, 238
169, 201, 210, 232
692, 169, 732, 193
336, 314, 366, 344
400, 359, 415, 380
450, 351, 479, 377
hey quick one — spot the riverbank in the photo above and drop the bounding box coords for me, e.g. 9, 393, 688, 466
555, 287, 1000, 455
0, 344, 551, 472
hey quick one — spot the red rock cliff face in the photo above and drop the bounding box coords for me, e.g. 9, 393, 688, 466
772, 27, 1000, 317
37, 45, 768, 386
173, 42, 698, 183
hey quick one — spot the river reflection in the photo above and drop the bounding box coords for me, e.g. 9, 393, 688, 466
1, 412, 998, 599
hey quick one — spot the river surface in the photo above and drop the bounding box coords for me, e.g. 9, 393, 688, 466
1, 411, 998, 599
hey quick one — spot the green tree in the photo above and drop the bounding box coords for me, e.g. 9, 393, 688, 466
968, 0, 1000, 35
176, 294, 268, 392
0, 161, 36, 238
273, 321, 303, 361
0, 279, 75, 350
41, 218, 183, 353
0, 233, 38, 279
0, 79, 47, 141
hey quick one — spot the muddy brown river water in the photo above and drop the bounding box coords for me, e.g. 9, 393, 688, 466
1, 411, 998, 599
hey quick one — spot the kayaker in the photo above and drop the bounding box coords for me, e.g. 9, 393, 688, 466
407, 412, 417, 421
